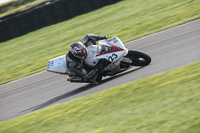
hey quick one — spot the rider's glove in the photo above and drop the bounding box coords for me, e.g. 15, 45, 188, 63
103, 35, 108, 39
99, 35, 108, 40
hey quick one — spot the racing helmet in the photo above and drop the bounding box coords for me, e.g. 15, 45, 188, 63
70, 42, 88, 59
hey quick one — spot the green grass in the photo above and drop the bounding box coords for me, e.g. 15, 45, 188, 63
1, 61, 200, 133
0, 0, 48, 18
0, 0, 200, 85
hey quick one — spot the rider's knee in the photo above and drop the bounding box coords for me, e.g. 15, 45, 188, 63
69, 61, 81, 71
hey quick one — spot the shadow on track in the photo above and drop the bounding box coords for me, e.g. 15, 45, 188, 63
22, 67, 143, 112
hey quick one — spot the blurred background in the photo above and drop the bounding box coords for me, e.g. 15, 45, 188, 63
0, 0, 199, 85
0, 0, 12, 5
0, 0, 121, 42
0, 0, 200, 132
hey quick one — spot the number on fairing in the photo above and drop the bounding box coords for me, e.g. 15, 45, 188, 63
108, 53, 118, 62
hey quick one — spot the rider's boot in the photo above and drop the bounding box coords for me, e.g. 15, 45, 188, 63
84, 67, 100, 81
84, 59, 110, 83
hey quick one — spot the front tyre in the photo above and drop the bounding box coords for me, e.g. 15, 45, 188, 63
125, 50, 151, 66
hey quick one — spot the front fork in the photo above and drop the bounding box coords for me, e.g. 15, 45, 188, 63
122, 49, 132, 64
124, 48, 129, 56
121, 57, 132, 64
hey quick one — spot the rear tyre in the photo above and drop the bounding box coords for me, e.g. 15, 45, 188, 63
125, 50, 151, 66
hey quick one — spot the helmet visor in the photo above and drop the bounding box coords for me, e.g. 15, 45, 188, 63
70, 42, 88, 59
74, 48, 87, 59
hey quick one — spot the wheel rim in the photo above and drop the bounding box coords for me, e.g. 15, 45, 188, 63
131, 57, 147, 66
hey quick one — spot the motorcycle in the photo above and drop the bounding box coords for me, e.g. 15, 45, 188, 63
47, 37, 151, 83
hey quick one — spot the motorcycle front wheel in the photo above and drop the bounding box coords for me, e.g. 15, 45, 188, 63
125, 50, 151, 66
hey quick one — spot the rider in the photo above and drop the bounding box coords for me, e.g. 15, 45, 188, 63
66, 34, 108, 82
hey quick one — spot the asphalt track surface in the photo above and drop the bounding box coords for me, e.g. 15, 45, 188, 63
0, 19, 200, 122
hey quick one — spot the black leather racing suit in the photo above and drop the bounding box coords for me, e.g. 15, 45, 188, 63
66, 34, 108, 80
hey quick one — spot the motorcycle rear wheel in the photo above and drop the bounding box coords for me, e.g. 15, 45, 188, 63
125, 50, 151, 66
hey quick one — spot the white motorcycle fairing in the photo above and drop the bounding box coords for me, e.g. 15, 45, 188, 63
46, 36, 151, 83
47, 37, 128, 75
85, 37, 128, 68
83, 45, 100, 67
47, 55, 71, 76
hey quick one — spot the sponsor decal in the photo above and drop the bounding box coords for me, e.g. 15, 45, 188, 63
109, 63, 117, 69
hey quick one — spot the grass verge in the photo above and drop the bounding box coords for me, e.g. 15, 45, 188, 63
0, 0, 47, 18
1, 61, 200, 132
0, 0, 200, 85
